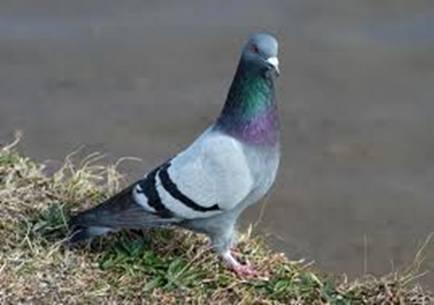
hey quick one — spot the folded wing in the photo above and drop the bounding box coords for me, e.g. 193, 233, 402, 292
134, 129, 254, 220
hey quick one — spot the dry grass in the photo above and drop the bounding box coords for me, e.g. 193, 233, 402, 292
0, 134, 432, 305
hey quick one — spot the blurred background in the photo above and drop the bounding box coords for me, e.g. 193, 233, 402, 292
0, 0, 433, 287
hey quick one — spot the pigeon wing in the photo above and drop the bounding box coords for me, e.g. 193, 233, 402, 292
133, 129, 255, 220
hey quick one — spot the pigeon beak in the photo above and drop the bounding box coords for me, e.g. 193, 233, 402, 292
266, 57, 280, 76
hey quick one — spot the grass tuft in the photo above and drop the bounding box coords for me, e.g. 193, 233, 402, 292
0, 135, 432, 305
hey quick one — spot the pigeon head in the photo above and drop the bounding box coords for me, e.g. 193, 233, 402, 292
216, 33, 280, 146
241, 33, 279, 77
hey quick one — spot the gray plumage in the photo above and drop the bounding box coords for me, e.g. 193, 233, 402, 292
70, 32, 280, 275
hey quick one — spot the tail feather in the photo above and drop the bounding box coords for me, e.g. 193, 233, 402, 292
68, 183, 178, 243
68, 227, 105, 244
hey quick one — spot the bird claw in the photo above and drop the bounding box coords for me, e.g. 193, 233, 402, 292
222, 250, 258, 277
231, 264, 258, 277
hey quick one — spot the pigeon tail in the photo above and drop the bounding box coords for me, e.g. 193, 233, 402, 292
68, 184, 179, 243
67, 225, 113, 244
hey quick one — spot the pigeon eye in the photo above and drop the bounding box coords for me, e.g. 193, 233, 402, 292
251, 45, 259, 54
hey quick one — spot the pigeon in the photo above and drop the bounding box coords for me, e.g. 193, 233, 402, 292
69, 32, 280, 276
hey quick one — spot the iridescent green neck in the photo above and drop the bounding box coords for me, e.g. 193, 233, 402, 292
217, 60, 279, 145
220, 61, 274, 118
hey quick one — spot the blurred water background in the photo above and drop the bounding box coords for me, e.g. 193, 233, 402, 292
0, 0, 433, 287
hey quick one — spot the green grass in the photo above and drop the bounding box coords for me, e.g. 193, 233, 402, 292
0, 135, 432, 305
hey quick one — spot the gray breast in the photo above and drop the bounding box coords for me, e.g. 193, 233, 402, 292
237, 143, 280, 211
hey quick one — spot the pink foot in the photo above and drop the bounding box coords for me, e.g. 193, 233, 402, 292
222, 251, 257, 277
232, 264, 258, 277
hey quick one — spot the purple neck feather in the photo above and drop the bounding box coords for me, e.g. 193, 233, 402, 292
216, 60, 280, 146
223, 106, 279, 146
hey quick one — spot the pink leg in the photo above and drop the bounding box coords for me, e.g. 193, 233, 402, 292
222, 251, 257, 277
